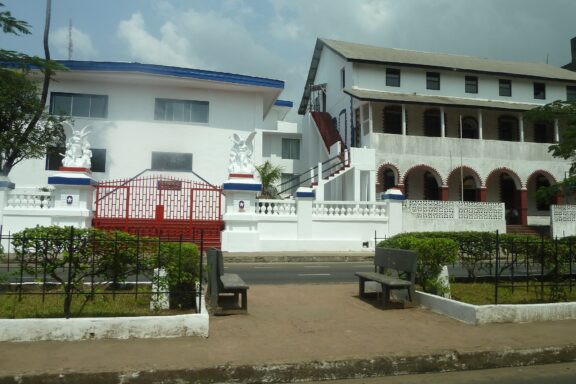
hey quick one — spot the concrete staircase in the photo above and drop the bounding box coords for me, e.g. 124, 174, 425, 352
506, 225, 550, 238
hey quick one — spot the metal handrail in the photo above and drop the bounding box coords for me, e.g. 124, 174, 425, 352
277, 153, 347, 196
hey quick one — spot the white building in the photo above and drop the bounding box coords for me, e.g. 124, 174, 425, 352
7, 61, 300, 188
298, 38, 576, 227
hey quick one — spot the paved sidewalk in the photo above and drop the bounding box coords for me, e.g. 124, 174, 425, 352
1, 283, 576, 383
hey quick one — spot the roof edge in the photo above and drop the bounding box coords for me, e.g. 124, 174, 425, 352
54, 60, 285, 90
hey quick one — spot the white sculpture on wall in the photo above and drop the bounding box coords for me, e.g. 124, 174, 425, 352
228, 132, 256, 174
62, 125, 92, 169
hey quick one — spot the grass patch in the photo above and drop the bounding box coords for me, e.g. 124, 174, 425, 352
450, 282, 576, 305
0, 285, 196, 319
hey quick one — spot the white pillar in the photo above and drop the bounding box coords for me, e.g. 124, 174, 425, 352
519, 113, 524, 142
440, 107, 446, 137
401, 104, 407, 136
316, 162, 324, 202
385, 195, 404, 237
296, 190, 314, 240
554, 118, 560, 143
478, 109, 483, 140
369, 170, 377, 202
368, 102, 374, 135
221, 176, 262, 252
354, 169, 361, 201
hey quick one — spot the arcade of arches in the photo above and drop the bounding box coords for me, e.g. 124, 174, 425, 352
377, 164, 564, 225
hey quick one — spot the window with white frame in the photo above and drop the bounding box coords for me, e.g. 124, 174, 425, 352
50, 92, 108, 118
154, 98, 209, 123
533, 83, 546, 100
281, 138, 300, 160
386, 68, 400, 87
499, 79, 512, 97
465, 76, 478, 94
426, 72, 440, 90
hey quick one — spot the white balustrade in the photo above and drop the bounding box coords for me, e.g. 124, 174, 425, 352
313, 201, 387, 218
255, 199, 297, 216
6, 190, 54, 209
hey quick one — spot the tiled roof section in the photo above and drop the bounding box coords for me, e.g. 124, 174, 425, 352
344, 88, 541, 111
311, 111, 345, 151
321, 38, 576, 82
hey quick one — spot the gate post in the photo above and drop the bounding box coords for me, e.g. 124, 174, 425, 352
221, 174, 262, 252
48, 168, 96, 228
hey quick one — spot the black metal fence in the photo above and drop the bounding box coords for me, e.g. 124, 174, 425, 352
375, 231, 576, 304
0, 226, 204, 318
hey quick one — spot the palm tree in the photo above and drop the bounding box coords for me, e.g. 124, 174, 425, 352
255, 161, 283, 199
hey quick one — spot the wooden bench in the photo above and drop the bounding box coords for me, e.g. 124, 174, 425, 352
207, 248, 249, 314
355, 247, 417, 307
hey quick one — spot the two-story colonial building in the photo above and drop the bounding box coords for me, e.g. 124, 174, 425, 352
298, 38, 576, 227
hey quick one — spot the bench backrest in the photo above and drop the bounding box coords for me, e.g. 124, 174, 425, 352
206, 248, 226, 306
374, 247, 418, 283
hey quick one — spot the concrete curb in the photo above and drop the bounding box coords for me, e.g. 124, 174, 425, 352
416, 290, 576, 325
3, 344, 576, 383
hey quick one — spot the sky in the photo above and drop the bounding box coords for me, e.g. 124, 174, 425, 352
2, 0, 576, 122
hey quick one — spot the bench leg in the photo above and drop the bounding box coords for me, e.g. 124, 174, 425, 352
358, 278, 366, 298
381, 285, 391, 306
241, 290, 248, 311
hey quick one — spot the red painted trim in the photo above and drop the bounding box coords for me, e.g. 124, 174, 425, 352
479, 187, 487, 202
59, 166, 91, 174
229, 173, 254, 178
519, 189, 528, 225
440, 186, 449, 201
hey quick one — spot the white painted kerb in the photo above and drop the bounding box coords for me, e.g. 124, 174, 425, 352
0, 298, 209, 342
416, 291, 576, 325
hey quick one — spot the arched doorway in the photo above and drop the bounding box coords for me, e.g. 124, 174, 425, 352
461, 116, 479, 139
447, 167, 482, 201
486, 169, 522, 224
403, 166, 442, 200
498, 115, 519, 142
527, 171, 558, 221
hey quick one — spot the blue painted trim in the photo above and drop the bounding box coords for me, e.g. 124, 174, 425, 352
274, 100, 293, 108
296, 191, 315, 198
223, 183, 262, 191
48, 176, 96, 186
54, 61, 285, 89
382, 194, 405, 200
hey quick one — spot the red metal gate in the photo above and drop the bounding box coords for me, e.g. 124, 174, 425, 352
93, 175, 222, 248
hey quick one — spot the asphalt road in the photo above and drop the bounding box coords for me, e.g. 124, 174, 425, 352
225, 262, 374, 284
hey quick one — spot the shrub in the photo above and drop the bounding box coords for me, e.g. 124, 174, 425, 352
9, 226, 201, 316
380, 235, 458, 294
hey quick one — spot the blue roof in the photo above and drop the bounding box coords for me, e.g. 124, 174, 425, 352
55, 60, 285, 89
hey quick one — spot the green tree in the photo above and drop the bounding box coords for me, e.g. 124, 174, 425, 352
255, 161, 284, 198
0, 1, 67, 177
525, 100, 576, 202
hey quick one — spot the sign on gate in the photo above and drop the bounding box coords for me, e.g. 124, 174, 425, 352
93, 175, 222, 247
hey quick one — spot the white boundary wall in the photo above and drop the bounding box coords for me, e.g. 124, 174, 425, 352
416, 291, 576, 325
551, 204, 576, 238
403, 200, 506, 233
0, 296, 209, 342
